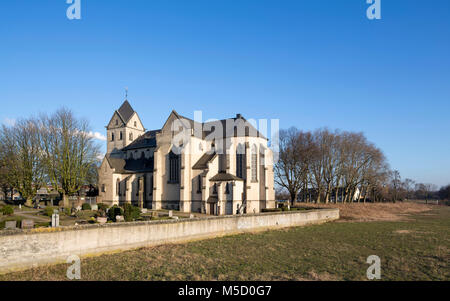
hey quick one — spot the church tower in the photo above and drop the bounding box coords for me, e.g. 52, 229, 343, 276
106, 100, 145, 155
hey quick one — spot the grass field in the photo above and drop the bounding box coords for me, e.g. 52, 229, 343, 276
0, 204, 448, 281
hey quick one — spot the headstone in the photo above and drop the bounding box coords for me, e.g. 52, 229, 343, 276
151, 211, 158, 218
115, 215, 125, 222
168, 210, 173, 217
5, 221, 16, 229
141, 208, 147, 214
21, 219, 34, 229
76, 206, 82, 211
96, 217, 107, 224
91, 204, 98, 211
19, 204, 22, 210
51, 213, 60, 227
172, 216, 179, 220
189, 214, 194, 219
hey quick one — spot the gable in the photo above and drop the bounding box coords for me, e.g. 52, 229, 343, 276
107, 112, 125, 129
125, 112, 145, 131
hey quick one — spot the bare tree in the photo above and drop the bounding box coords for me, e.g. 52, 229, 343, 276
40, 108, 101, 207
0, 119, 45, 206
274, 128, 312, 205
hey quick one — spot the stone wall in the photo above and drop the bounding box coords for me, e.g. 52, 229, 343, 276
0, 209, 339, 274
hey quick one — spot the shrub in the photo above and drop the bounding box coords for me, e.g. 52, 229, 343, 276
82, 203, 92, 211
44, 206, 56, 217
261, 208, 282, 213
64, 207, 72, 216
97, 203, 108, 211
123, 203, 141, 222
107, 205, 124, 222
1, 205, 14, 216
0, 216, 23, 229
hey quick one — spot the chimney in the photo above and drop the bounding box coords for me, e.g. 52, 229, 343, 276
236, 113, 242, 119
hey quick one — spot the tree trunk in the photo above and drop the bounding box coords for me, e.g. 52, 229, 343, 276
62, 193, 69, 208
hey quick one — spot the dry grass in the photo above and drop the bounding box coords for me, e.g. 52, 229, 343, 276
1, 204, 448, 281
294, 202, 432, 222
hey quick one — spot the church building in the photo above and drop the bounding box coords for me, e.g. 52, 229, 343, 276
97, 100, 276, 215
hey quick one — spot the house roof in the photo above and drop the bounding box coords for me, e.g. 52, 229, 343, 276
192, 152, 216, 170
122, 130, 160, 151
209, 172, 244, 182
117, 100, 135, 123
106, 154, 154, 174
171, 111, 267, 140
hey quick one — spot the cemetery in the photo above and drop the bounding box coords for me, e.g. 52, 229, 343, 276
0, 201, 190, 231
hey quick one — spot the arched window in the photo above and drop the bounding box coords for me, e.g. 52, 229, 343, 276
236, 144, 245, 179
197, 175, 202, 193
129, 132, 133, 141
116, 179, 120, 196
115, 120, 118, 126
225, 183, 230, 194
149, 175, 153, 196
134, 121, 137, 127
119, 132, 123, 140
251, 144, 258, 182
213, 183, 217, 195
169, 151, 180, 183
111, 133, 115, 141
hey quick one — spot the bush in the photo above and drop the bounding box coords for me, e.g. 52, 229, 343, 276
96, 203, 108, 218
44, 206, 56, 217
82, 203, 92, 211
107, 205, 124, 222
0, 216, 23, 229
64, 207, 72, 216
97, 203, 109, 211
1, 205, 14, 216
261, 208, 282, 213
123, 203, 141, 222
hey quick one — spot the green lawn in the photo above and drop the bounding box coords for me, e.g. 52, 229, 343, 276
1, 207, 449, 281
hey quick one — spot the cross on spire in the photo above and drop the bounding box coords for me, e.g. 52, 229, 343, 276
125, 87, 128, 100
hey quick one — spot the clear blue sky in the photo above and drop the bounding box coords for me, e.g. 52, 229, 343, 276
0, 0, 449, 186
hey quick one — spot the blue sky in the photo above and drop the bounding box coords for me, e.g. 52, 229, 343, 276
0, 0, 449, 186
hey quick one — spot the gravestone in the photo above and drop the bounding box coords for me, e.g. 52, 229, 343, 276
21, 219, 34, 229
96, 217, 107, 224
168, 210, 173, 217
151, 211, 158, 218
172, 216, 179, 220
189, 214, 194, 219
115, 215, 124, 222
51, 213, 60, 228
141, 208, 147, 214
91, 204, 98, 211
5, 221, 16, 230
76, 206, 82, 211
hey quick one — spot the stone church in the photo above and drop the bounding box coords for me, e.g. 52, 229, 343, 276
97, 100, 276, 215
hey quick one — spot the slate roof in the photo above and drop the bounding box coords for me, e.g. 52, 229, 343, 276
106, 154, 154, 174
192, 152, 216, 170
174, 111, 267, 140
117, 100, 135, 123
209, 172, 244, 182
122, 130, 160, 151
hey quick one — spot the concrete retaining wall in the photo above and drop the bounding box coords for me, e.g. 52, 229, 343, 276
0, 208, 339, 274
